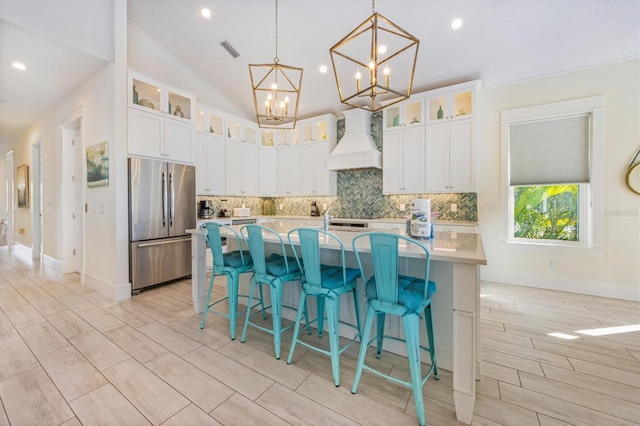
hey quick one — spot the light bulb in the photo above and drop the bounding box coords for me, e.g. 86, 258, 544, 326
319, 65, 327, 73
267, 93, 272, 100
368, 61, 375, 70
451, 18, 462, 30
284, 96, 290, 103
355, 71, 361, 80
201, 8, 211, 18
383, 67, 390, 75
271, 83, 277, 90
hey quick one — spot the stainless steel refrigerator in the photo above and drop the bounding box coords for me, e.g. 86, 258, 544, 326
128, 157, 196, 292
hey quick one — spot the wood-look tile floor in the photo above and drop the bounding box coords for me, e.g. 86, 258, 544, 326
0, 248, 638, 425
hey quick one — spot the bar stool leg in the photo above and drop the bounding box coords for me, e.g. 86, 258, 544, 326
317, 297, 326, 337
375, 312, 386, 358
351, 306, 375, 394
287, 291, 308, 365
270, 282, 284, 359
326, 295, 341, 386
227, 270, 239, 340
424, 305, 439, 379
200, 273, 216, 330
403, 314, 426, 426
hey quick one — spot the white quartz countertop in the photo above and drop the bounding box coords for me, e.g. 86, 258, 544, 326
189, 218, 486, 266
197, 215, 478, 227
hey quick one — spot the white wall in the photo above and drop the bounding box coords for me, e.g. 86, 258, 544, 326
477, 59, 640, 301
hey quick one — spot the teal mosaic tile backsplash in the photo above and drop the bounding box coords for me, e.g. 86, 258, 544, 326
198, 112, 477, 222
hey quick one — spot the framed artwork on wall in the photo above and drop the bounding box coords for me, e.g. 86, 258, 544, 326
86, 141, 109, 188
17, 164, 28, 208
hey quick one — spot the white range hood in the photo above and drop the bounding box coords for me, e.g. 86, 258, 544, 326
326, 109, 382, 170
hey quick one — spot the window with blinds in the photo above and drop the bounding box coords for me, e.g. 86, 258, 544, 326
509, 113, 591, 186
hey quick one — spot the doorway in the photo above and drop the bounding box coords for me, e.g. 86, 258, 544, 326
4, 151, 14, 247
31, 140, 42, 259
61, 116, 84, 275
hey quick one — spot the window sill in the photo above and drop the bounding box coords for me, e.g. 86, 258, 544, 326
499, 240, 605, 257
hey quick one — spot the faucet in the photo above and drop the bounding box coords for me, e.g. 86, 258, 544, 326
323, 207, 333, 231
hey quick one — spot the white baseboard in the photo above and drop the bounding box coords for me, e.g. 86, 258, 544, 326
480, 266, 640, 302
84, 272, 131, 301
43, 255, 63, 273
14, 243, 32, 258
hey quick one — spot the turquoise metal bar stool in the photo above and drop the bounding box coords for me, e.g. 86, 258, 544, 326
286, 227, 362, 387
351, 232, 438, 426
199, 222, 259, 340
240, 224, 303, 359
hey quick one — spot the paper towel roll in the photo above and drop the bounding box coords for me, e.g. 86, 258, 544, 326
410, 199, 431, 238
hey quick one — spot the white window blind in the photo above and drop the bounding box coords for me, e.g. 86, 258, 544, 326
509, 113, 590, 186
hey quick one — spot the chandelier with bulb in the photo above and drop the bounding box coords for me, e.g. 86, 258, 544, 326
329, 0, 419, 112
249, 0, 303, 129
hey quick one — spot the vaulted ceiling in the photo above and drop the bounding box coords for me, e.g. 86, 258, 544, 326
1, 0, 638, 144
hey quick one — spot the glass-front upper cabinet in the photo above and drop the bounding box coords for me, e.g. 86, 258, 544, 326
260, 129, 292, 147
296, 114, 337, 143
383, 98, 424, 131
129, 70, 195, 123
425, 80, 480, 123
195, 106, 224, 135
226, 118, 241, 141
261, 130, 276, 147
226, 118, 258, 144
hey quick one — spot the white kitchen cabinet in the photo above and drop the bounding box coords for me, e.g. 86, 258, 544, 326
225, 141, 258, 195
276, 146, 301, 196
129, 70, 195, 123
195, 106, 225, 136
226, 117, 258, 144
128, 108, 195, 164
300, 141, 336, 195
196, 133, 225, 195
383, 97, 424, 131
383, 125, 426, 194
260, 128, 295, 147
425, 80, 479, 124
259, 147, 277, 196
425, 119, 475, 192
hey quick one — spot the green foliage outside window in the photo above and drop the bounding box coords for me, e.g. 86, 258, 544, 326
513, 185, 579, 241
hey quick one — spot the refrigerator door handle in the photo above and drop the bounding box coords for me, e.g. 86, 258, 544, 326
169, 172, 175, 227
161, 171, 167, 227
136, 237, 191, 248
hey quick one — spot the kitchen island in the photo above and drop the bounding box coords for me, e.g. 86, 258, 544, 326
188, 220, 486, 424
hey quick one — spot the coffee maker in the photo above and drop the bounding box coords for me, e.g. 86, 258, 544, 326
199, 200, 214, 219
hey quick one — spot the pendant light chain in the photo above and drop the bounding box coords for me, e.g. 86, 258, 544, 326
274, 0, 279, 63
372, 0, 375, 14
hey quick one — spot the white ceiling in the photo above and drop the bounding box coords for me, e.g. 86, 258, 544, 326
1, 0, 639, 144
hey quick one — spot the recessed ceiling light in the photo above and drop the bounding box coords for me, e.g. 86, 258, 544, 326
319, 65, 327, 73
451, 18, 463, 30
12, 62, 26, 70
201, 8, 211, 18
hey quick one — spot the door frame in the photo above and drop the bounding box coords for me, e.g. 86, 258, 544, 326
60, 107, 85, 277
5, 151, 14, 247
31, 138, 43, 259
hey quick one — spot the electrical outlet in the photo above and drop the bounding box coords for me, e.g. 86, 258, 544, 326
451, 203, 457, 212
399, 203, 406, 211
548, 259, 556, 269
322, 203, 327, 210
279, 204, 284, 210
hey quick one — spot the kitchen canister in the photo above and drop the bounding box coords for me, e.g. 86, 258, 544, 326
410, 198, 432, 239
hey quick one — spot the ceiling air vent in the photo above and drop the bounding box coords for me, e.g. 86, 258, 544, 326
220, 40, 240, 59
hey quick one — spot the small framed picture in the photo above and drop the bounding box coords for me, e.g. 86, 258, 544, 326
17, 164, 28, 208
86, 141, 109, 188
